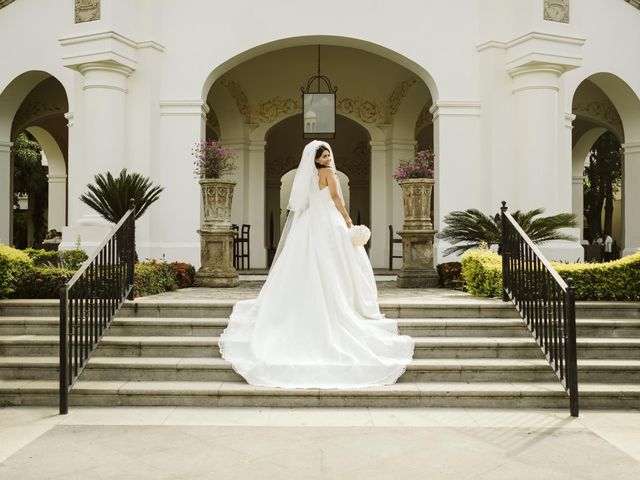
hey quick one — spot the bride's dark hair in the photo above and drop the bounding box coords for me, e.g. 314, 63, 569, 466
315, 145, 330, 169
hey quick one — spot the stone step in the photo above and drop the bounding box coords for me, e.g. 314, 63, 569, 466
89, 336, 544, 359
78, 357, 559, 383
106, 317, 532, 338
2, 316, 639, 339
2, 299, 639, 319
2, 379, 639, 409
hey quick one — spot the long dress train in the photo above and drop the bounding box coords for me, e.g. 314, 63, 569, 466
218, 185, 414, 388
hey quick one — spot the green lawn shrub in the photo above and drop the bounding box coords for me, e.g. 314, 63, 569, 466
12, 266, 76, 299
0, 244, 34, 298
436, 262, 464, 289
134, 261, 178, 298
460, 249, 502, 297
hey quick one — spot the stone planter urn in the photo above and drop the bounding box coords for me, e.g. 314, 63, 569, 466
194, 178, 239, 287
396, 178, 439, 288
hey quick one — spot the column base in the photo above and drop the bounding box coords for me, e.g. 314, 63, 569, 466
397, 268, 439, 288
397, 229, 439, 288
194, 229, 239, 288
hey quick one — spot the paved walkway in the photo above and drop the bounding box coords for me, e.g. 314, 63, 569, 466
0, 407, 639, 479
134, 281, 497, 305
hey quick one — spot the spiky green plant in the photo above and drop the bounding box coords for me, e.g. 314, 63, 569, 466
437, 208, 577, 256
80, 169, 164, 223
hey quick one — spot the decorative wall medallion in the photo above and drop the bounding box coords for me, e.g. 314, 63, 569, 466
543, 0, 569, 23
75, 0, 100, 23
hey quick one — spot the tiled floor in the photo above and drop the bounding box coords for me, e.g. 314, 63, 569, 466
0, 407, 639, 479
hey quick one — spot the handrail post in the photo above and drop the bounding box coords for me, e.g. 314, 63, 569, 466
127, 198, 136, 300
565, 278, 579, 417
59, 280, 68, 415
500, 201, 509, 302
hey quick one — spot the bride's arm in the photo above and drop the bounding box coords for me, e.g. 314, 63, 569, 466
322, 169, 352, 228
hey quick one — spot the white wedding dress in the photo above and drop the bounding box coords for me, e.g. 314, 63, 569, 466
219, 141, 414, 389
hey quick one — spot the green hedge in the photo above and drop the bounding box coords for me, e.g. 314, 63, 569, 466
460, 249, 640, 300
13, 266, 76, 299
0, 244, 34, 298
134, 262, 179, 298
553, 253, 640, 301
24, 247, 88, 270
460, 249, 502, 297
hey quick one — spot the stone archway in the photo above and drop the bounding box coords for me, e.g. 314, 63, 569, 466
571, 73, 640, 256
0, 71, 69, 246
263, 114, 371, 265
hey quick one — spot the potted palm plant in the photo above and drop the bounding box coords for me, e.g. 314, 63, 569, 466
191, 139, 239, 287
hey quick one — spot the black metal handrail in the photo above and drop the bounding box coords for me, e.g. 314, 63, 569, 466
500, 201, 579, 417
59, 201, 135, 414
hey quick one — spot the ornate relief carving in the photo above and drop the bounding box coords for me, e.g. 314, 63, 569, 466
574, 101, 622, 126
398, 179, 435, 230
75, 0, 100, 23
386, 78, 417, 118
220, 76, 417, 126
415, 103, 433, 133
543, 0, 569, 23
624, 0, 640, 10
200, 179, 235, 230
14, 101, 63, 127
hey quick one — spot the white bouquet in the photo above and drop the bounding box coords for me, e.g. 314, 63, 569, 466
350, 224, 371, 246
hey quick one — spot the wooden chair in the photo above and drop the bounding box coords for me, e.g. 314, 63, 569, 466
388, 225, 402, 270
235, 224, 250, 270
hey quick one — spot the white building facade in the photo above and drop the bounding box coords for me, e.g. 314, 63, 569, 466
1, 0, 639, 269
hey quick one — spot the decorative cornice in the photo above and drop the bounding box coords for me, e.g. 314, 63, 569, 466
64, 112, 74, 127
219, 76, 417, 126
622, 142, 640, 155
0, 141, 13, 153
573, 101, 622, 126
429, 101, 481, 120
159, 100, 209, 119
14, 100, 63, 127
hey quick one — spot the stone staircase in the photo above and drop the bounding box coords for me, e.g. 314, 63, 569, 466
1, 298, 639, 409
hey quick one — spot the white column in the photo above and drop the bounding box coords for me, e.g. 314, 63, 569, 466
78, 61, 132, 197
47, 173, 67, 231
0, 141, 12, 245
430, 102, 484, 264
150, 101, 205, 266
369, 141, 390, 268
508, 65, 582, 261
571, 174, 584, 241
622, 142, 640, 256
246, 140, 266, 268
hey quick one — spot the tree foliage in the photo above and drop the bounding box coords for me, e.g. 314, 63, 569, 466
437, 208, 577, 256
583, 131, 622, 241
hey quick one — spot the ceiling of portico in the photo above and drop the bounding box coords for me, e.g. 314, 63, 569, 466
572, 79, 623, 143
205, 45, 432, 138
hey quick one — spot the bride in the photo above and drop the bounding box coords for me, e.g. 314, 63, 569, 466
219, 140, 414, 388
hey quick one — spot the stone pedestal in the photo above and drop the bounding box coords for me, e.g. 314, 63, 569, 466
397, 229, 439, 288
396, 178, 438, 288
194, 229, 239, 287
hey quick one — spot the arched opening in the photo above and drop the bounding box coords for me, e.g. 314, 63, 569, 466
202, 39, 436, 268
571, 73, 640, 258
0, 72, 69, 247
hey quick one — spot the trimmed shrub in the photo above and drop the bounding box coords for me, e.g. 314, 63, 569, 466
23, 247, 88, 270
436, 262, 464, 289
0, 244, 34, 298
12, 266, 75, 299
553, 252, 640, 301
134, 261, 178, 298
170, 262, 196, 288
460, 249, 502, 297
460, 249, 640, 300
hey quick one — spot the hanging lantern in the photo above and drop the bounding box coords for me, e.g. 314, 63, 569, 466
300, 45, 337, 139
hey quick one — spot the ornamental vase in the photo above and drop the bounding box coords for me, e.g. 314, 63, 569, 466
397, 178, 434, 231
200, 178, 235, 231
